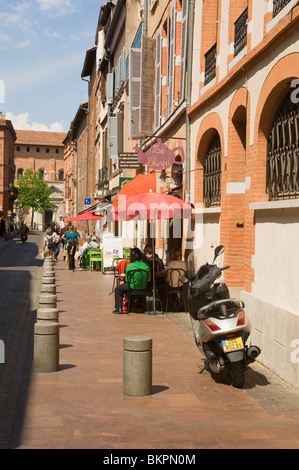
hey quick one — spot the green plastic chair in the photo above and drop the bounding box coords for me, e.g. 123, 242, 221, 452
88, 249, 103, 271
124, 248, 131, 260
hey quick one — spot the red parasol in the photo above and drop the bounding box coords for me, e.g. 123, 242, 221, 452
68, 212, 105, 222
112, 173, 156, 209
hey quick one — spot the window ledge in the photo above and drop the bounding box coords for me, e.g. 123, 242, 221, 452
250, 199, 299, 210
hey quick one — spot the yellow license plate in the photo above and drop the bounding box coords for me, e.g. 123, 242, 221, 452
222, 337, 244, 352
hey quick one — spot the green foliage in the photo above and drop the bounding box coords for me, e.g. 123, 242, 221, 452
16, 169, 52, 214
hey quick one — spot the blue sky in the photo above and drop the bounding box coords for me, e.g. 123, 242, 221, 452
0, 0, 104, 132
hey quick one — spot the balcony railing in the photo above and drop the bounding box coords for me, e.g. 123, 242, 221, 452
273, 0, 292, 17
204, 43, 217, 86
234, 8, 248, 57
98, 167, 108, 183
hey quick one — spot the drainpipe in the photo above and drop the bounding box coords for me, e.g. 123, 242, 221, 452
185, 0, 195, 203
144, 0, 147, 36
81, 77, 90, 198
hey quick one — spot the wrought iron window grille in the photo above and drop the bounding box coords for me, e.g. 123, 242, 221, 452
203, 135, 222, 207
204, 43, 217, 86
273, 0, 292, 17
266, 93, 299, 200
234, 8, 248, 57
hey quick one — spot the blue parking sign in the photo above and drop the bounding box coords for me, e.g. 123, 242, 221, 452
84, 198, 91, 206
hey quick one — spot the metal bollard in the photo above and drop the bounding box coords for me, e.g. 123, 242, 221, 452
38, 293, 57, 309
123, 336, 152, 397
34, 321, 59, 372
37, 308, 59, 323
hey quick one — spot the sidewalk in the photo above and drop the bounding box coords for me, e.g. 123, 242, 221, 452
18, 258, 299, 450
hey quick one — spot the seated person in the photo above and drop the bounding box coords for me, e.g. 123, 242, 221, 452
144, 245, 164, 274
113, 248, 151, 314
115, 258, 131, 282
166, 249, 187, 287
166, 248, 187, 312
78, 236, 93, 268
90, 236, 100, 249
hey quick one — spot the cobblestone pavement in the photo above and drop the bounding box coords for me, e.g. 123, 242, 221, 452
1, 235, 299, 450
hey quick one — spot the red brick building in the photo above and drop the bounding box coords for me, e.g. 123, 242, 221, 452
0, 113, 17, 219
15, 130, 66, 228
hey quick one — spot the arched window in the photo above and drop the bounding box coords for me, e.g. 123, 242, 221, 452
267, 92, 299, 200
38, 169, 44, 180
58, 170, 64, 181
203, 134, 222, 207
17, 168, 23, 180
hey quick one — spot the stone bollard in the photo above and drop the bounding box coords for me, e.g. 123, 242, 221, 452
41, 283, 56, 294
41, 276, 55, 285
43, 269, 55, 276
123, 336, 152, 397
34, 321, 59, 372
39, 293, 57, 309
37, 308, 59, 323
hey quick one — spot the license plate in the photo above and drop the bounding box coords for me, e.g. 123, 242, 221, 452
222, 337, 244, 352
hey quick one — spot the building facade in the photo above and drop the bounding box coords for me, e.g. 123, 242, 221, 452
15, 130, 66, 229
0, 113, 17, 220
63, 0, 299, 387
189, 0, 299, 388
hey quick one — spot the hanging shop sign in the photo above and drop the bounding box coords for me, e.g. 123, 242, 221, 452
134, 138, 185, 171
119, 177, 133, 190
119, 153, 140, 169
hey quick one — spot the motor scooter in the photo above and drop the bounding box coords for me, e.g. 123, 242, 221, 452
21, 231, 28, 243
184, 245, 261, 388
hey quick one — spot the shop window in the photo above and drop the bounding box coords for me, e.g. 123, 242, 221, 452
203, 134, 222, 207
266, 92, 299, 200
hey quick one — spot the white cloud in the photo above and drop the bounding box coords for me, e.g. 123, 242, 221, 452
5, 111, 65, 132
36, 0, 78, 16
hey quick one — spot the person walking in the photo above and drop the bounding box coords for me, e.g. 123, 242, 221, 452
65, 225, 79, 271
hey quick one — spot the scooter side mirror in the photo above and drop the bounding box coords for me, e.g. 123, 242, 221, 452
213, 245, 225, 263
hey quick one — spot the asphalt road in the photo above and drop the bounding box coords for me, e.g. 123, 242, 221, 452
0, 231, 44, 448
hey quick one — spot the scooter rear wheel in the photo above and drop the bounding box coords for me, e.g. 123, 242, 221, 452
229, 361, 245, 388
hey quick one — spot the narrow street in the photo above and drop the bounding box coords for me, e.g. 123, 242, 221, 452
0, 234, 299, 451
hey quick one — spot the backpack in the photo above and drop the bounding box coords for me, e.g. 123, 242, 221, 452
67, 237, 77, 247
46, 236, 54, 249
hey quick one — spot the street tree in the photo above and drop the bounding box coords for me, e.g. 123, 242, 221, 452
15, 169, 52, 229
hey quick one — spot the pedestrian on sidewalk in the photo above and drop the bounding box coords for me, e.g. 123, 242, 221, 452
41, 227, 56, 258
65, 225, 79, 271
0, 211, 6, 238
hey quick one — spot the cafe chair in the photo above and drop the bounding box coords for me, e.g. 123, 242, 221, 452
88, 249, 103, 271
165, 268, 188, 314
126, 269, 148, 313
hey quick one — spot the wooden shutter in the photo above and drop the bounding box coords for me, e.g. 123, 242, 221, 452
96, 30, 104, 73
140, 35, 155, 137
129, 48, 142, 139
117, 110, 124, 155
168, 2, 176, 116
107, 73, 114, 105
179, 0, 188, 103
108, 115, 118, 159
154, 28, 162, 130
120, 48, 126, 84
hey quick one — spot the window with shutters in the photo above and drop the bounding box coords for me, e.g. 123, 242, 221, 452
179, 0, 188, 104
129, 48, 141, 139
140, 36, 155, 137
154, 28, 162, 130
266, 92, 299, 200
167, 1, 176, 117
203, 134, 222, 207
107, 73, 114, 105
108, 115, 117, 159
